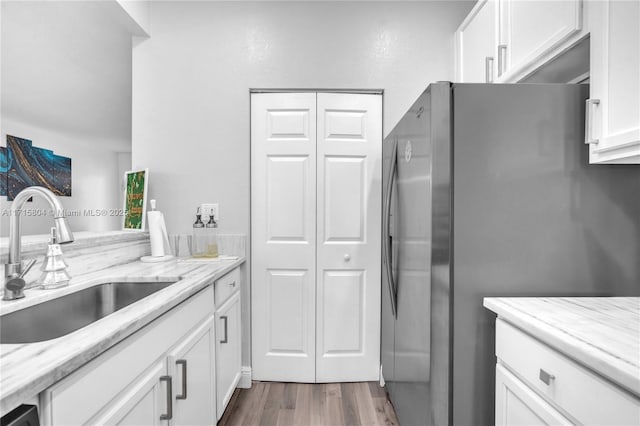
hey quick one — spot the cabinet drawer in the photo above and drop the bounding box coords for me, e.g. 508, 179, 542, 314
496, 363, 572, 425
215, 267, 240, 307
496, 319, 640, 425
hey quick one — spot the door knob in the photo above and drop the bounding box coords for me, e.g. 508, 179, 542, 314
344, 254, 351, 261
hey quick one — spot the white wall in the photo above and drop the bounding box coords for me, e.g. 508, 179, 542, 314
1, 117, 124, 236
132, 0, 473, 370
133, 0, 473, 235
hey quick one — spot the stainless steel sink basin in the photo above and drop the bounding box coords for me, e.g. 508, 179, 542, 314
0, 281, 176, 344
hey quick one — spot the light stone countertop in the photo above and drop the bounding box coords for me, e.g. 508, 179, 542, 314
484, 297, 640, 398
0, 256, 245, 416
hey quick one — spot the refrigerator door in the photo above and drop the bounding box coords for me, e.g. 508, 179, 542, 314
389, 87, 439, 426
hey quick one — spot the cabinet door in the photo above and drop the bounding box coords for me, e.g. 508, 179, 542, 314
90, 361, 166, 426
499, 0, 582, 80
216, 291, 241, 419
588, 0, 640, 163
495, 364, 573, 426
167, 316, 216, 426
455, 0, 498, 83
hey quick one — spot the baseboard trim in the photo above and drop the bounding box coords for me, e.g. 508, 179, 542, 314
238, 366, 252, 389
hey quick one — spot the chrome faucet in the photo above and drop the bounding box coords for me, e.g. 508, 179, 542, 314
4, 186, 74, 300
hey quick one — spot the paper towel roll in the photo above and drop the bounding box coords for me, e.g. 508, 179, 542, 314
148, 210, 170, 257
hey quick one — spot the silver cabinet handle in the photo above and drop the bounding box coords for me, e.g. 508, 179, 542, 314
539, 369, 555, 386
497, 44, 507, 77
585, 99, 600, 144
220, 315, 228, 344
229, 280, 236, 288
485, 57, 494, 83
344, 254, 351, 262
160, 375, 173, 420
176, 359, 187, 400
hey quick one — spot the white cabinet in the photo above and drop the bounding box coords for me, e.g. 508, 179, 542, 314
493, 319, 640, 426
586, 0, 640, 163
91, 361, 166, 426
455, 0, 498, 83
498, 0, 583, 81
456, 0, 585, 83
495, 363, 572, 425
167, 317, 216, 426
214, 268, 242, 420
41, 286, 216, 426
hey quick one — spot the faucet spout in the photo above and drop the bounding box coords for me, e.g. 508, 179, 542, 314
4, 186, 74, 300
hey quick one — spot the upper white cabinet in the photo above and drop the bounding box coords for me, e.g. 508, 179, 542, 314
455, 0, 498, 83
456, 0, 585, 84
498, 0, 583, 81
586, 0, 640, 163
456, 0, 640, 163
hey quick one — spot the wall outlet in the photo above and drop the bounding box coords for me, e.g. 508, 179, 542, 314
200, 203, 219, 222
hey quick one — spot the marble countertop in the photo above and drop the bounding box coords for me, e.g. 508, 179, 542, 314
484, 297, 640, 398
0, 256, 244, 416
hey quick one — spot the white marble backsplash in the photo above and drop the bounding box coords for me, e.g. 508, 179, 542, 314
169, 233, 246, 258
1, 232, 246, 289
1, 231, 151, 289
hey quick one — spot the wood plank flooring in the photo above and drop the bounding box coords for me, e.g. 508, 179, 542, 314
218, 382, 399, 426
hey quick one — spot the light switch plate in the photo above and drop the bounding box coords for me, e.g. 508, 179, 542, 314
200, 203, 219, 221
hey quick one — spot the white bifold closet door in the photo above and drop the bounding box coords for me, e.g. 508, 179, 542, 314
251, 92, 381, 383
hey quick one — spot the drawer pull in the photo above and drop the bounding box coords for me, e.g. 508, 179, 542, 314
539, 369, 555, 385
229, 281, 236, 288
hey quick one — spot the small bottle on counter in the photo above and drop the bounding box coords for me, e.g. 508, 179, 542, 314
204, 210, 219, 258
192, 207, 206, 257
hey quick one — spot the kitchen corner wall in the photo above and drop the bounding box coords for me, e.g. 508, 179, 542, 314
132, 0, 473, 368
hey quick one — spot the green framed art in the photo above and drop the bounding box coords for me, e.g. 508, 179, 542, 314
123, 168, 148, 231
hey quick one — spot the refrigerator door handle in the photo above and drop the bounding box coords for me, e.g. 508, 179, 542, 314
383, 138, 399, 317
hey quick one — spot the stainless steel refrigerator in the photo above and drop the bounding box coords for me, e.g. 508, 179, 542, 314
381, 82, 640, 426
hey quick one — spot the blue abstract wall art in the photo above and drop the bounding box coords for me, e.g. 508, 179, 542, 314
0, 147, 7, 196
2, 135, 72, 200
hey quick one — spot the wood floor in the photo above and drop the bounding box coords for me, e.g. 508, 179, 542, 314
218, 382, 399, 426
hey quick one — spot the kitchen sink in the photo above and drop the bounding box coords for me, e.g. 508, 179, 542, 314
0, 281, 177, 344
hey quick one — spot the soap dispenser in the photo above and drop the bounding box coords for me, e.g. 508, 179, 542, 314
38, 227, 71, 289
192, 207, 206, 257
204, 209, 219, 258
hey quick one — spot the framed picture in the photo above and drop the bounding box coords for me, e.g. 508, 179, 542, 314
122, 168, 149, 231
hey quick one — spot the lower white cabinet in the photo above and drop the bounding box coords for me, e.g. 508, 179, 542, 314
494, 319, 640, 425
40, 266, 245, 425
215, 287, 241, 420
41, 286, 216, 426
92, 361, 166, 426
495, 363, 572, 425
167, 317, 216, 425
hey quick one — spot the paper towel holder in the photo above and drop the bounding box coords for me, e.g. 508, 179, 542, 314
141, 199, 175, 263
